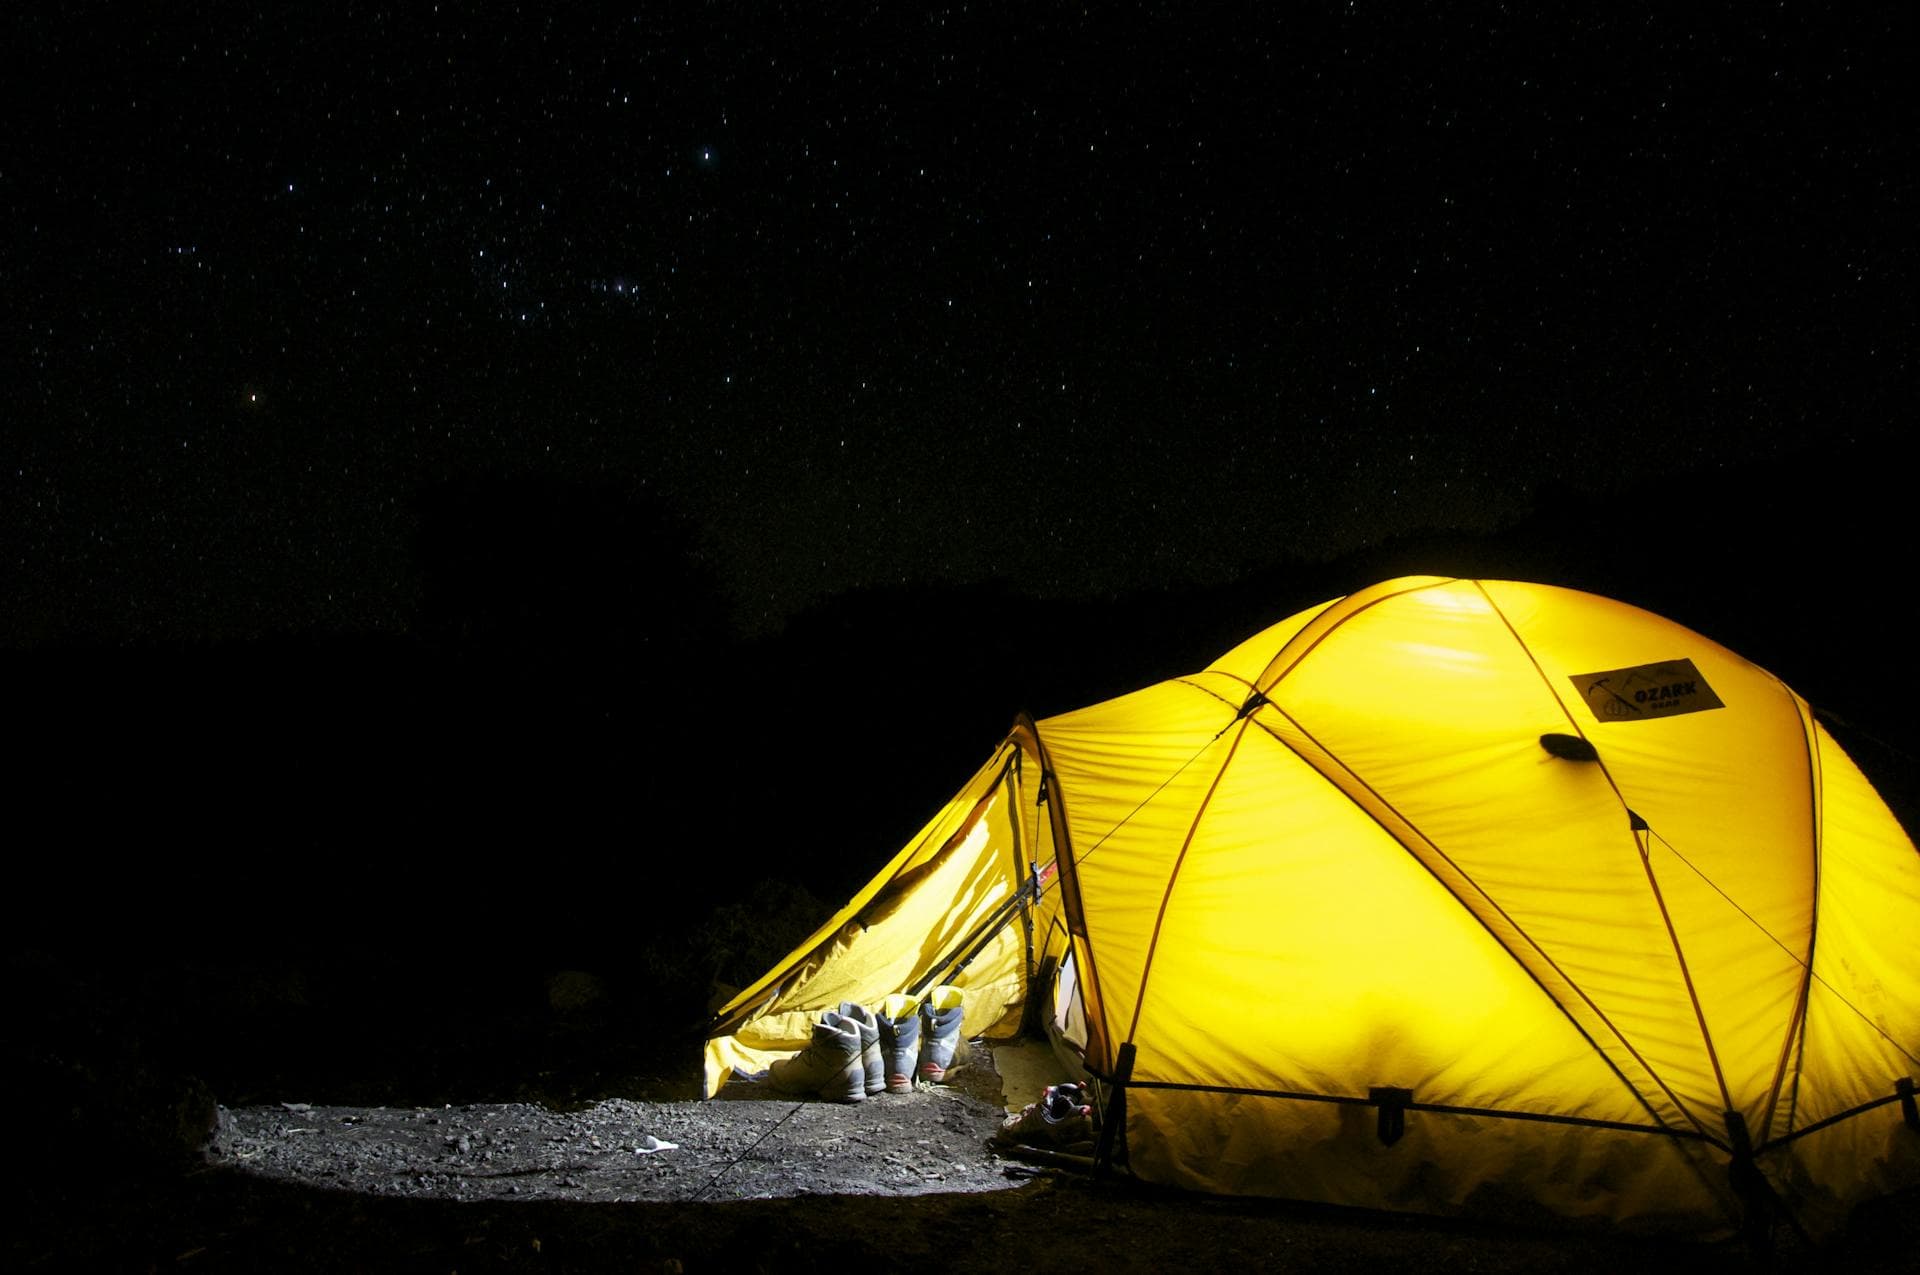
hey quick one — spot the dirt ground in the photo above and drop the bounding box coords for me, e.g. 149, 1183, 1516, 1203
13, 1041, 1909, 1274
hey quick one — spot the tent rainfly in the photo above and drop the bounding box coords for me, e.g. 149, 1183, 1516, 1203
706, 578, 1920, 1235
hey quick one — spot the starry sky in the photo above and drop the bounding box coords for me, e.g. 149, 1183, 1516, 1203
7, 5, 1912, 646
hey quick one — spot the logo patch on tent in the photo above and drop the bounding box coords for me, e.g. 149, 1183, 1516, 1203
1569, 659, 1724, 723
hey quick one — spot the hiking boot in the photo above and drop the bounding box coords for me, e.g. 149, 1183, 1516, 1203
768, 1011, 866, 1103
877, 993, 920, 1094
837, 1001, 884, 1096
991, 1083, 1096, 1151
917, 984, 965, 1084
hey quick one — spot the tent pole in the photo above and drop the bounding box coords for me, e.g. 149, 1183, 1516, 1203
1093, 1040, 1136, 1176
907, 872, 1043, 999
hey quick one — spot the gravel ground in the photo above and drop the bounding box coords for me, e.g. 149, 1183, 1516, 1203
209, 1066, 1017, 1205
13, 1042, 1916, 1273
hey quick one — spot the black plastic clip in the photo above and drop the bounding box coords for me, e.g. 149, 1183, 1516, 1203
1237, 691, 1271, 720
1898, 1077, 1918, 1131
1370, 1086, 1412, 1147
1539, 733, 1599, 762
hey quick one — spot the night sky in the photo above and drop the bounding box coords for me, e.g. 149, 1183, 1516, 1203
6, 10, 1920, 1174
10, 5, 1911, 647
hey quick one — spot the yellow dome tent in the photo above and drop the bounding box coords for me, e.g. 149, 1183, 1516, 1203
705, 577, 1919, 1234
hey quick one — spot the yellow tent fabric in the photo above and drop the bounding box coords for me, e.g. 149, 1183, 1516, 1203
705, 577, 1919, 1234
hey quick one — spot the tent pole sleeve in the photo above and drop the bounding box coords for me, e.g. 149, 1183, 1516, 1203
1006, 753, 1037, 978
1016, 711, 1113, 1075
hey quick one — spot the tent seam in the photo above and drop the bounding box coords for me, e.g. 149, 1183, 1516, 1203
1250, 577, 1460, 700
1069, 728, 1231, 871
1471, 581, 1738, 1122
1775, 697, 1824, 1139
1123, 719, 1252, 1045
1239, 705, 1705, 1142
1629, 837, 1737, 1115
